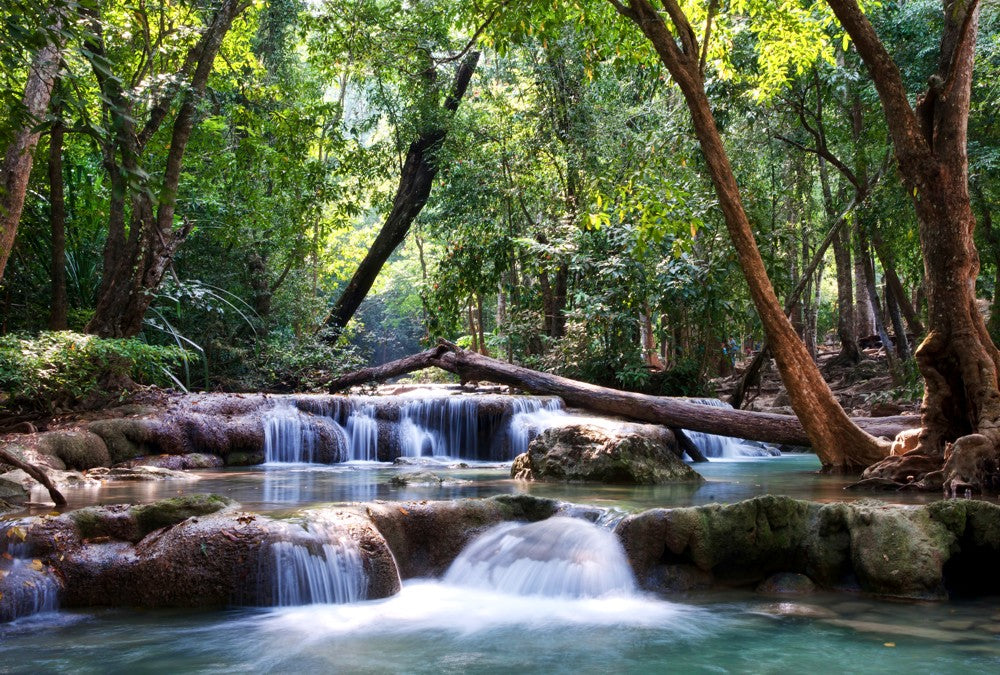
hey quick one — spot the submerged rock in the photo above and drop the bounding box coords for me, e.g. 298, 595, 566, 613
86, 466, 195, 482
511, 424, 702, 485
387, 471, 471, 487
757, 572, 816, 595
116, 452, 224, 470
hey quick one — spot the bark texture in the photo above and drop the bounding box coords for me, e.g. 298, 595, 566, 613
610, 0, 888, 469
827, 0, 999, 492
83, 0, 247, 337
0, 12, 63, 283
326, 51, 480, 333
48, 102, 68, 330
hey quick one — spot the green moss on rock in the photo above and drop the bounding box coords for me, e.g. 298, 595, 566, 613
131, 494, 233, 537
38, 430, 111, 470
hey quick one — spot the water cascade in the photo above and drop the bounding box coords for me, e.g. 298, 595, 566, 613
345, 404, 379, 462
0, 523, 60, 621
444, 517, 636, 598
263, 518, 368, 606
506, 398, 569, 457
399, 397, 480, 458
264, 401, 321, 463
684, 399, 780, 458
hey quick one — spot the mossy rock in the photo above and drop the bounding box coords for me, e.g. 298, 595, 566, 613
131, 494, 234, 537
0, 476, 28, 504
87, 418, 155, 464
225, 450, 265, 466
38, 430, 111, 470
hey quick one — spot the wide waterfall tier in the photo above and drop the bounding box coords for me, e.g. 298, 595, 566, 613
444, 517, 636, 598
263, 394, 565, 464
257, 518, 368, 606
683, 399, 781, 458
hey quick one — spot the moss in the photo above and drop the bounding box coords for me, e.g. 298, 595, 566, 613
39, 430, 111, 469
87, 418, 153, 463
130, 494, 233, 537
225, 450, 265, 466
490, 494, 560, 522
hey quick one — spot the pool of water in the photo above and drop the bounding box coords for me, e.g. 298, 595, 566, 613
21, 454, 948, 517
2, 583, 998, 673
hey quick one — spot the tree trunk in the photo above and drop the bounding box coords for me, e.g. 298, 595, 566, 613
871, 229, 925, 336
0, 11, 63, 283
48, 96, 68, 330
827, 0, 1000, 492
611, 0, 888, 470
328, 343, 916, 449
85, 0, 247, 337
325, 52, 480, 333
853, 240, 876, 338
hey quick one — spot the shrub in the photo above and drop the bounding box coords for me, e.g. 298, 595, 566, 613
0, 331, 190, 412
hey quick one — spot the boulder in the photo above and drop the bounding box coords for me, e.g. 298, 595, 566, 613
37, 430, 110, 470
85, 466, 194, 482
387, 471, 471, 487
757, 572, 816, 595
358, 494, 560, 578
116, 453, 224, 470
511, 424, 702, 485
0, 476, 28, 504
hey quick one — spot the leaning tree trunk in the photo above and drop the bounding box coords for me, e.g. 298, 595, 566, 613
327, 343, 917, 448
0, 12, 63, 284
610, 0, 889, 470
828, 0, 1000, 493
326, 52, 480, 333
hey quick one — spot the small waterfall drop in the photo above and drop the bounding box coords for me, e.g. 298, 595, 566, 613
345, 404, 379, 461
444, 517, 636, 598
399, 397, 479, 458
0, 523, 60, 621
264, 519, 367, 606
506, 398, 568, 457
684, 399, 780, 458
264, 401, 317, 463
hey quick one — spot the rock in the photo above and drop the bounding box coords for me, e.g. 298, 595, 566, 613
0, 476, 28, 504
225, 450, 265, 466
2, 467, 99, 490
822, 618, 967, 643
116, 453, 224, 470
37, 430, 111, 470
754, 602, 837, 620
359, 495, 560, 578
757, 572, 816, 595
85, 466, 195, 482
387, 472, 470, 487
939, 619, 974, 630
511, 424, 702, 485
646, 564, 714, 592
87, 418, 157, 463
890, 428, 921, 456
0, 559, 61, 622
70, 494, 234, 543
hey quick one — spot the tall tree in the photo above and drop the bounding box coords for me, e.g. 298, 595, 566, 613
827, 0, 999, 492
48, 89, 67, 330
83, 0, 249, 337
609, 0, 888, 469
0, 6, 64, 283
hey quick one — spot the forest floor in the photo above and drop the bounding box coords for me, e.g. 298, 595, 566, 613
713, 343, 921, 420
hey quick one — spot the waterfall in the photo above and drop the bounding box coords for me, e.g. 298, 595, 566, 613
263, 401, 348, 464
0, 523, 60, 621
398, 397, 479, 458
263, 519, 367, 606
506, 398, 568, 457
444, 517, 636, 598
345, 404, 379, 462
684, 399, 780, 458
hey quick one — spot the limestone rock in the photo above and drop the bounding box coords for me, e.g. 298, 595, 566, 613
510, 424, 701, 485
757, 572, 816, 595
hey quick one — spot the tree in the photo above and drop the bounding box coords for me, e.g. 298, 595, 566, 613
83, 0, 250, 337
828, 0, 999, 492
607, 0, 888, 469
0, 5, 64, 283
325, 50, 480, 332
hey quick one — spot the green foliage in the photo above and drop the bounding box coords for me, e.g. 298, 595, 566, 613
244, 329, 367, 393
0, 331, 190, 411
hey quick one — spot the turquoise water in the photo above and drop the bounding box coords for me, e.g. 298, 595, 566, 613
2, 584, 998, 673
22, 454, 945, 517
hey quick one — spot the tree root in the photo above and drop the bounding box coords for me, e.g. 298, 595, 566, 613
0, 446, 66, 506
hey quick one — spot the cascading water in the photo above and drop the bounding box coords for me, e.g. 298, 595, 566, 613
684, 399, 781, 458
444, 517, 636, 598
345, 404, 379, 462
0, 523, 60, 621
506, 398, 568, 457
399, 397, 479, 458
264, 401, 321, 463
263, 518, 367, 606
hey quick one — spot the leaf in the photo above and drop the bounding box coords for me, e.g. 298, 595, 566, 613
7, 526, 26, 541
29, 559, 43, 571
398, 507, 409, 515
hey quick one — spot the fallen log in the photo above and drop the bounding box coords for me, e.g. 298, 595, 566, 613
0, 447, 66, 506
328, 345, 454, 393
328, 343, 918, 453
